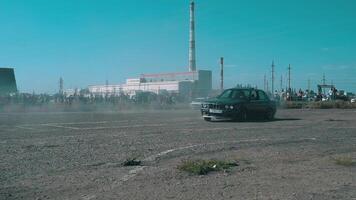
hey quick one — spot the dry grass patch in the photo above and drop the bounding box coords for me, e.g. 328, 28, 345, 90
334, 156, 355, 167
122, 158, 142, 166
178, 159, 239, 175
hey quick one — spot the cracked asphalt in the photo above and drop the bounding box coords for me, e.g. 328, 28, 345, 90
0, 109, 355, 200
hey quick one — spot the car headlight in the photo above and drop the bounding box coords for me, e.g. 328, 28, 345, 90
224, 105, 234, 109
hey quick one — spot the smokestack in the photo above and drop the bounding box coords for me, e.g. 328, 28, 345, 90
220, 57, 224, 91
189, 1, 196, 72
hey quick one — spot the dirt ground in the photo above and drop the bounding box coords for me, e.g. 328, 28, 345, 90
1, 109, 355, 200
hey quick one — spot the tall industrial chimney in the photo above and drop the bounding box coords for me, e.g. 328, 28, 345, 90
189, 1, 197, 72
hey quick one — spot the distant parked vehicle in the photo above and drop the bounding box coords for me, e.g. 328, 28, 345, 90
351, 98, 356, 103
190, 97, 207, 110
201, 88, 276, 122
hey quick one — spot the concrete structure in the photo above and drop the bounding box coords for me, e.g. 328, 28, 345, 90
0, 68, 17, 96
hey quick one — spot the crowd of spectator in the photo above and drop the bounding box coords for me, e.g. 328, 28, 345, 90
272, 88, 351, 102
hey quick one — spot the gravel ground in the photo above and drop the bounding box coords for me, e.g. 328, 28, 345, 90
0, 109, 355, 200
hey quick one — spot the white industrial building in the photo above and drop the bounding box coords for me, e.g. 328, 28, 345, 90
88, 70, 212, 98
88, 78, 182, 97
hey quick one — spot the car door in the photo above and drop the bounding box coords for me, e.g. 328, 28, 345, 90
246, 90, 268, 114
256, 90, 270, 113
246, 89, 260, 114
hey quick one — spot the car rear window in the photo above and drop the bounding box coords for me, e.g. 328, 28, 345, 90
258, 90, 269, 101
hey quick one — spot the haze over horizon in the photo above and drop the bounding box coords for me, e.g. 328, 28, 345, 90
1, 0, 356, 94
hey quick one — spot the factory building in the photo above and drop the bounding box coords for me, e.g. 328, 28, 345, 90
0, 68, 18, 96
88, 70, 212, 98
88, 1, 212, 98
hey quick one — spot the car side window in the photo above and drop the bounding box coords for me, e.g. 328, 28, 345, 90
258, 90, 268, 101
250, 90, 258, 100
243, 90, 250, 99
232, 90, 247, 100
219, 89, 232, 98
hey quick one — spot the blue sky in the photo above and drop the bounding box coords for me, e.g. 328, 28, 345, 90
0, 0, 355, 93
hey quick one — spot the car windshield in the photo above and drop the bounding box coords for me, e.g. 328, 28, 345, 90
218, 89, 249, 100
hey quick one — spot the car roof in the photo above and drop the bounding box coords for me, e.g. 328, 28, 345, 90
226, 88, 257, 91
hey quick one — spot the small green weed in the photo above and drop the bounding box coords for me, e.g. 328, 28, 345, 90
178, 159, 239, 175
334, 157, 355, 167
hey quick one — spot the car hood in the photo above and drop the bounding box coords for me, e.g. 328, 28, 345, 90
203, 97, 245, 105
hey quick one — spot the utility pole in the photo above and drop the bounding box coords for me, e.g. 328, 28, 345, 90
266, 80, 269, 94
59, 77, 64, 95
322, 73, 326, 85
271, 60, 275, 94
322, 73, 326, 94
220, 57, 224, 91
280, 75, 283, 91
288, 64, 291, 93
264, 74, 266, 91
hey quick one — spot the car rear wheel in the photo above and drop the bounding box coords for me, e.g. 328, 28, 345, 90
265, 109, 275, 121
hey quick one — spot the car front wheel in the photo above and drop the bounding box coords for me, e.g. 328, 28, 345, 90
235, 107, 248, 122
204, 117, 212, 122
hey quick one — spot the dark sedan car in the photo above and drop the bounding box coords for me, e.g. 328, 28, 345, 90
201, 88, 276, 121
